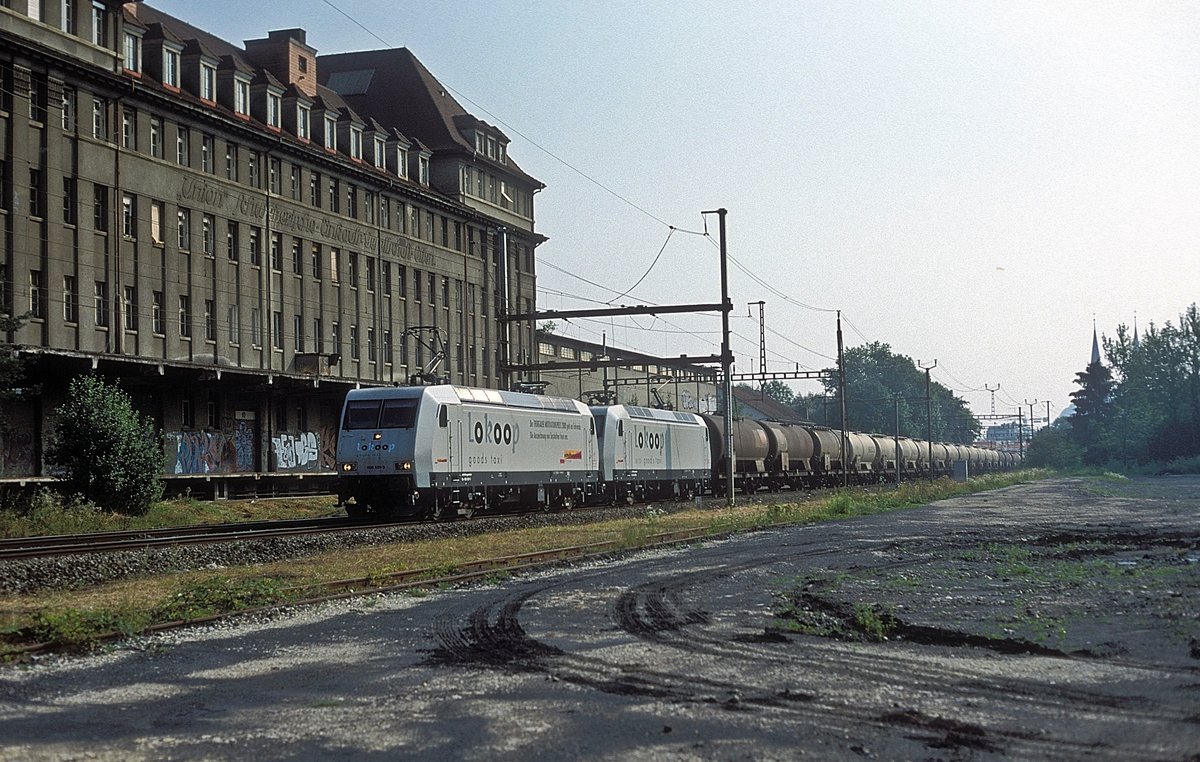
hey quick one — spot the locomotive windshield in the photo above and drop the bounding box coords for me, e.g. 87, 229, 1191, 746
342, 398, 419, 430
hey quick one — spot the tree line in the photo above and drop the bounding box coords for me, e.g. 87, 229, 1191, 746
752, 341, 981, 443
1036, 303, 1200, 469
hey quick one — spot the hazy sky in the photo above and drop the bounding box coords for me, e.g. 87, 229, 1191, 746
152, 0, 1200, 425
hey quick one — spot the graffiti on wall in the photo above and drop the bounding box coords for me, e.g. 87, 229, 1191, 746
320, 423, 338, 470
234, 419, 256, 471
168, 431, 238, 475
1, 430, 35, 476
271, 431, 321, 472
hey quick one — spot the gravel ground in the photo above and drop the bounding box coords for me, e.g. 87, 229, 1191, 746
0, 476, 1197, 760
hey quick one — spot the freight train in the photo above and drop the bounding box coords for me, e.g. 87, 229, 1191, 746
335, 384, 1016, 519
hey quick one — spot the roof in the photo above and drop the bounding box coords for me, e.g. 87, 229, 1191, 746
733, 385, 806, 423
317, 48, 542, 187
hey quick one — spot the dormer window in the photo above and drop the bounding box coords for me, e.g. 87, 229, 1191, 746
486, 136, 497, 160
498, 143, 506, 164
373, 136, 386, 169
267, 92, 282, 128
349, 126, 363, 160
122, 31, 141, 72
396, 145, 408, 177
296, 104, 311, 140
234, 77, 250, 115
163, 45, 182, 88
324, 114, 337, 150
200, 62, 217, 101
419, 156, 429, 185
475, 133, 484, 153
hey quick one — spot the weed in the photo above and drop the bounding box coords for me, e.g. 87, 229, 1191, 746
853, 602, 898, 641
155, 577, 290, 622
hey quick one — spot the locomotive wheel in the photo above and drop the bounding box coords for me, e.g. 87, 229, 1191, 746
428, 493, 451, 521
559, 490, 575, 510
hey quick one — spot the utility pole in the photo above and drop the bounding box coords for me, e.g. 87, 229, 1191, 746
1017, 407, 1025, 457
893, 394, 902, 486
704, 208, 735, 507
837, 310, 848, 488
1046, 400, 1052, 432
748, 300, 766, 399
1025, 399, 1039, 443
984, 383, 1000, 416
919, 359, 937, 476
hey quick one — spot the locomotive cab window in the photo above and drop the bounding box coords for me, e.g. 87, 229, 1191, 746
380, 399, 419, 428
343, 400, 381, 430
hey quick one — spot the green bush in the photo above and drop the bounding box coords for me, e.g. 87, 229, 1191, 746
45, 375, 163, 515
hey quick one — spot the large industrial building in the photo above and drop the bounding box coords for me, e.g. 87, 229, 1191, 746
0, 1, 542, 494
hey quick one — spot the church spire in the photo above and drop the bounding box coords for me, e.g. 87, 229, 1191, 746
1133, 312, 1140, 349
1091, 318, 1101, 365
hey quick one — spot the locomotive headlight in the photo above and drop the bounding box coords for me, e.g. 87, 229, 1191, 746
340, 463, 356, 472
373, 432, 383, 440
395, 460, 413, 471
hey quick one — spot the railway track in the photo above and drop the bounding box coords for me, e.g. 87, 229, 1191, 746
0, 516, 404, 561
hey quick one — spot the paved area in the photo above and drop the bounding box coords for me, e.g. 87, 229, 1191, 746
1, 476, 1198, 760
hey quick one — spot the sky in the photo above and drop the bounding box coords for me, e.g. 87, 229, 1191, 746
150, 0, 1200, 426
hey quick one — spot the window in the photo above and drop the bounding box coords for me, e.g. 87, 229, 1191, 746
383, 331, 392, 364
149, 117, 162, 158
419, 155, 430, 185
373, 136, 386, 168
121, 192, 135, 238
290, 164, 300, 200
29, 270, 44, 319
181, 399, 194, 429
163, 46, 180, 88
234, 77, 250, 116
61, 87, 76, 131
152, 291, 164, 334
297, 104, 311, 140
272, 311, 283, 350
323, 114, 337, 149
202, 214, 214, 255
310, 243, 321, 279
381, 261, 391, 296
291, 238, 302, 275
200, 134, 214, 173
346, 184, 358, 218
90, 1, 106, 46
227, 305, 240, 345
225, 142, 237, 180
269, 157, 281, 194
28, 168, 43, 218
123, 286, 137, 332
226, 222, 239, 261
63, 275, 78, 322
367, 328, 375, 362
62, 0, 76, 34
121, 108, 136, 149
122, 31, 141, 72
331, 321, 340, 354
267, 92, 281, 128
150, 200, 163, 244
442, 276, 450, 307
350, 324, 359, 360
270, 233, 282, 271
413, 268, 422, 302
398, 266, 406, 298
309, 171, 320, 207
92, 184, 108, 231
248, 151, 260, 188
207, 400, 219, 429
177, 208, 191, 250
62, 177, 76, 224
428, 272, 435, 304
397, 146, 408, 177
313, 317, 323, 353
178, 295, 191, 337
251, 308, 262, 346
293, 315, 303, 351
348, 253, 358, 287
200, 63, 216, 101
204, 299, 215, 341
249, 227, 261, 265
379, 197, 390, 228
328, 178, 338, 212
349, 126, 363, 160
329, 248, 340, 283
176, 125, 189, 166
94, 280, 109, 327
92, 97, 107, 140
365, 256, 375, 291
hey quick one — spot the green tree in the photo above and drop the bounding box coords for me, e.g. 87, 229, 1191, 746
46, 375, 164, 515
814, 342, 979, 442
0, 312, 32, 426
761, 380, 794, 405
1069, 360, 1115, 465
1025, 423, 1083, 469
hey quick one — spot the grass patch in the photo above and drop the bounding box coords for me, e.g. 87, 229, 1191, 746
0, 470, 1046, 657
0, 489, 341, 539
